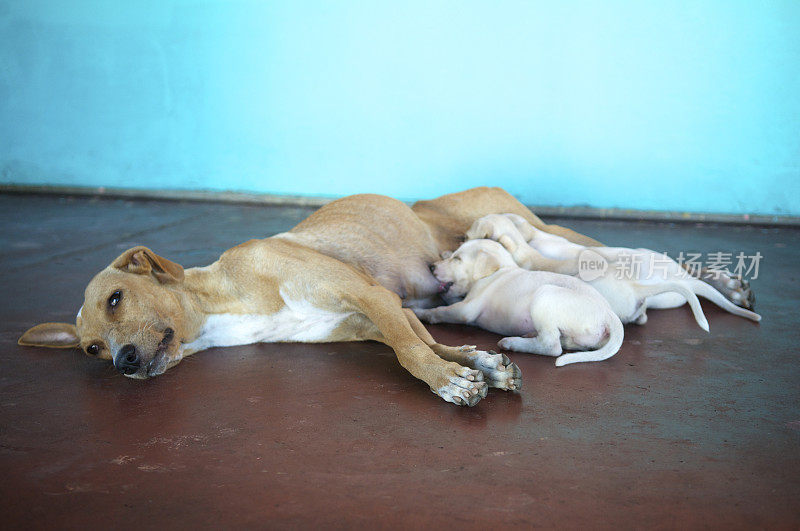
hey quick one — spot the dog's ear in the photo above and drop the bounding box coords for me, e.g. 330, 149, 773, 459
112, 246, 184, 284
473, 250, 501, 278
18, 323, 79, 349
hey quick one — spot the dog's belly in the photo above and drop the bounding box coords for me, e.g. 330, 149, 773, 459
475, 302, 536, 337
182, 298, 354, 352
280, 195, 443, 302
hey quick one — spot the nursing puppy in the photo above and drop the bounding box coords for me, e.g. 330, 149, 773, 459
466, 214, 761, 327
414, 240, 625, 366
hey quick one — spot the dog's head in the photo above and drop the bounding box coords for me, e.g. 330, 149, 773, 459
18, 246, 192, 379
432, 239, 516, 303
464, 213, 518, 242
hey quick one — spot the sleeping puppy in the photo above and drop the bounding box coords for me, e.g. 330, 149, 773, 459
413, 239, 625, 367
465, 214, 761, 328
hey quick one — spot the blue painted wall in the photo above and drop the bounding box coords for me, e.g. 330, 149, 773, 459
1, 1, 799, 215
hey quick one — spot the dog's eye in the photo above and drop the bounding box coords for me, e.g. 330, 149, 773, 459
108, 290, 122, 308
86, 344, 100, 356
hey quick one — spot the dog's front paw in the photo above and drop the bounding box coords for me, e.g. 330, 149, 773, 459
462, 347, 522, 391
497, 337, 516, 351
412, 308, 437, 323
701, 270, 755, 310
432, 363, 488, 406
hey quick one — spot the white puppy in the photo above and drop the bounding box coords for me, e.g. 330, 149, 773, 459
465, 214, 761, 327
414, 239, 624, 367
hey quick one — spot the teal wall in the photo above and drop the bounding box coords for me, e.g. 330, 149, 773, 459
1, 1, 799, 215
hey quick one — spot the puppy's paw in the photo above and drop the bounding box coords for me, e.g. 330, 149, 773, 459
462, 347, 522, 391
433, 364, 488, 406
701, 270, 755, 309
411, 308, 439, 324
497, 337, 515, 351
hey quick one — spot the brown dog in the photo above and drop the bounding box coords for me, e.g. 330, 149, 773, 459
16, 187, 750, 406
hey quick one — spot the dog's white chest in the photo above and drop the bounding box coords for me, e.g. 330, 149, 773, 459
182, 297, 352, 352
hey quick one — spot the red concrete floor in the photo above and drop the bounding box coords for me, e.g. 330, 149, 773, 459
1, 194, 798, 529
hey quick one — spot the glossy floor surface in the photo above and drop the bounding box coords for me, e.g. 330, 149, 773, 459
1, 195, 798, 529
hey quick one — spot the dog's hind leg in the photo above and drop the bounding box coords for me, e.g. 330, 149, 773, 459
347, 286, 488, 406
403, 309, 522, 391
634, 282, 710, 331
694, 268, 756, 310
498, 328, 563, 357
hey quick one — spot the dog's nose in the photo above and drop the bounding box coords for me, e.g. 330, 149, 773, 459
116, 344, 140, 375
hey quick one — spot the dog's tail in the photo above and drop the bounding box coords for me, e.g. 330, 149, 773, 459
687, 278, 761, 322
636, 282, 710, 332
555, 312, 624, 367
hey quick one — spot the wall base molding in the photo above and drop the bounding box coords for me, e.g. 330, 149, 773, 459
2, 184, 797, 227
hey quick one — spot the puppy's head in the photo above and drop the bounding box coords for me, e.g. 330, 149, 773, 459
19, 246, 190, 379
465, 213, 518, 241
431, 239, 515, 303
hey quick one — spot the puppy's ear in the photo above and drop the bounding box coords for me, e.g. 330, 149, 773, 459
112, 246, 184, 284
18, 323, 79, 349
441, 250, 453, 259
473, 250, 501, 278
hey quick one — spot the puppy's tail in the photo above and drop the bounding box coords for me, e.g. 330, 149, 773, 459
556, 313, 624, 367
688, 278, 761, 322
636, 282, 710, 332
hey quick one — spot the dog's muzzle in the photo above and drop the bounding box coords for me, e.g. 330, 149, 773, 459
145, 328, 175, 377
437, 281, 453, 294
